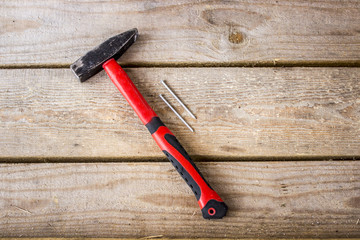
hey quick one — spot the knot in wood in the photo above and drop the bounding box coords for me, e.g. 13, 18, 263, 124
229, 32, 244, 44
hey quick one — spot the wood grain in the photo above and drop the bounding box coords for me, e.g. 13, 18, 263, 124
0, 0, 360, 66
0, 161, 359, 238
2, 239, 359, 240
1, 239, 359, 240
0, 67, 359, 159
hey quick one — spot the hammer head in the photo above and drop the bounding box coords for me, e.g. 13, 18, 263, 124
70, 28, 138, 82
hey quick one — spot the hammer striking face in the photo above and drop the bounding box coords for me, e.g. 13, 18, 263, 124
70, 29, 228, 219
70, 28, 138, 82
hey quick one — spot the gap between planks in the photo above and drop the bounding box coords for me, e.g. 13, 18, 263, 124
1, 239, 360, 240
1, 60, 360, 69
0, 156, 360, 164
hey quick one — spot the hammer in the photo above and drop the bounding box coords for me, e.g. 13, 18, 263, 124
70, 28, 227, 219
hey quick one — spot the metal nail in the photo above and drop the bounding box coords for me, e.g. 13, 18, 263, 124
161, 80, 196, 119
159, 94, 194, 133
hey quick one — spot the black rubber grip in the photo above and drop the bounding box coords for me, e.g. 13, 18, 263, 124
145, 117, 228, 219
163, 150, 201, 200
164, 134, 213, 190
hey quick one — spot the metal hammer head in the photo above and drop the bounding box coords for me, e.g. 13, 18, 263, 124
70, 28, 138, 82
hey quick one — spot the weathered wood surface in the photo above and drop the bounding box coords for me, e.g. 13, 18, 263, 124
0, 67, 359, 160
0, 161, 359, 238
1, 238, 359, 240
1, 0, 360, 66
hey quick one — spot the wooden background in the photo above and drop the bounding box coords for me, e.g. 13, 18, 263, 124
0, 0, 359, 238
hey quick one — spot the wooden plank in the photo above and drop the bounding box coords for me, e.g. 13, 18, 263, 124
0, 0, 360, 66
0, 161, 359, 238
0, 67, 359, 159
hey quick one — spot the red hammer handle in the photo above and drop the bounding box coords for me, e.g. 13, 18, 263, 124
102, 59, 227, 219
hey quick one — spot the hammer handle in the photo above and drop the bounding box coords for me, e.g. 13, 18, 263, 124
102, 59, 227, 219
